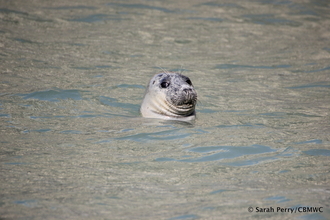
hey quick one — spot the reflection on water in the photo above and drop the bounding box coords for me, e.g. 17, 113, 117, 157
0, 0, 329, 219
107, 3, 176, 13
242, 14, 302, 26
68, 14, 125, 23
214, 64, 291, 69
17, 89, 84, 102
156, 144, 276, 162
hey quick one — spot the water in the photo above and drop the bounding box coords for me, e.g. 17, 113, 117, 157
1, 0, 329, 219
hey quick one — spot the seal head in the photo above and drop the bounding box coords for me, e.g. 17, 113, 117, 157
140, 72, 197, 121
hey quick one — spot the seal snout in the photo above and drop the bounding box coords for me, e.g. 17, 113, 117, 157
182, 88, 197, 105
173, 85, 197, 106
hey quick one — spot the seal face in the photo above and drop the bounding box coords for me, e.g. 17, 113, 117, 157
140, 72, 197, 121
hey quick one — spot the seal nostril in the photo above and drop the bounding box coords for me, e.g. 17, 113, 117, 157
183, 88, 192, 93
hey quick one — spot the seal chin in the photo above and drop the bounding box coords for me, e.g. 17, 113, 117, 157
140, 72, 197, 121
162, 99, 195, 117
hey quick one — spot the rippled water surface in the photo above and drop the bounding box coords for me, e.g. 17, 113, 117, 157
1, 0, 330, 219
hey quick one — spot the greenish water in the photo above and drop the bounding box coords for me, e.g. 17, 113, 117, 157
1, 0, 329, 219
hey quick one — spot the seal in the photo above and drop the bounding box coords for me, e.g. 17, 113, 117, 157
140, 72, 197, 121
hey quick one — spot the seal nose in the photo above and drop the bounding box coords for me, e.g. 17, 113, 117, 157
183, 88, 192, 94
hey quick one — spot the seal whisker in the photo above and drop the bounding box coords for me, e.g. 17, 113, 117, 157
158, 66, 169, 74
179, 65, 185, 75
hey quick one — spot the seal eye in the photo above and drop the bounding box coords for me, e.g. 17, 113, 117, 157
161, 82, 169, 88
186, 79, 192, 86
